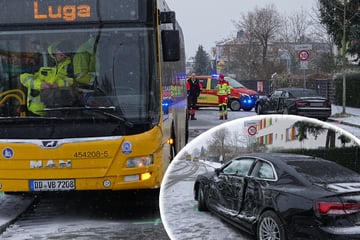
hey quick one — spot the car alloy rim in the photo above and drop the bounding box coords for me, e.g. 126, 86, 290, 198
230, 100, 240, 111
259, 217, 281, 240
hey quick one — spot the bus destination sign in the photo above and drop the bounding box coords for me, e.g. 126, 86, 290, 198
0, 0, 140, 25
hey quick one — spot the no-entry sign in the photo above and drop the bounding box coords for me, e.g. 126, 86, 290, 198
247, 125, 257, 136
298, 50, 310, 61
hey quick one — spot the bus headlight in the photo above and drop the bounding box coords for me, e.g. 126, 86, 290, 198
126, 155, 154, 168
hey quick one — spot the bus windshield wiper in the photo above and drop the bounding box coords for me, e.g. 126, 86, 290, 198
41, 107, 134, 127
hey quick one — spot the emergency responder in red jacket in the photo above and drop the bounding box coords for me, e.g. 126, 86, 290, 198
186, 73, 202, 120
216, 74, 231, 120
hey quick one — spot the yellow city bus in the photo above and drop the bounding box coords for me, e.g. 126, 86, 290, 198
0, 0, 187, 192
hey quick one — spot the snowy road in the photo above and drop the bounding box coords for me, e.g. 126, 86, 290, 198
161, 160, 253, 240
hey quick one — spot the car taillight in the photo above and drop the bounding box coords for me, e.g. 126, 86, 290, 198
316, 202, 360, 215
295, 100, 307, 106
324, 99, 331, 107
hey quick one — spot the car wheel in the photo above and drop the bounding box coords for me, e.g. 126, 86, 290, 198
257, 211, 286, 240
229, 99, 241, 111
197, 185, 208, 211
256, 104, 262, 115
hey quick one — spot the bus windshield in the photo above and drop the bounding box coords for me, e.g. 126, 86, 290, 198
0, 27, 159, 126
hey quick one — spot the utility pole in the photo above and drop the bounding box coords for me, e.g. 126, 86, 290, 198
341, 0, 347, 114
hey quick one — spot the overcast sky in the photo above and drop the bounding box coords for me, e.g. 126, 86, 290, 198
167, 0, 317, 59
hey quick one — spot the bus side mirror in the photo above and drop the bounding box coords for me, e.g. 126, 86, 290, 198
161, 30, 180, 62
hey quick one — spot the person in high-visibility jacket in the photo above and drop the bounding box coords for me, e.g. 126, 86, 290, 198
20, 41, 74, 116
216, 74, 231, 120
73, 36, 96, 88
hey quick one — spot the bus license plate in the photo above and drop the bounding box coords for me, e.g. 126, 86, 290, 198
29, 179, 75, 191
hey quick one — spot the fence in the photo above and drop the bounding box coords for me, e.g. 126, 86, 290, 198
240, 78, 335, 103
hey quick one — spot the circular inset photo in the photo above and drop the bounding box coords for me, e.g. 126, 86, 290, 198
160, 114, 360, 240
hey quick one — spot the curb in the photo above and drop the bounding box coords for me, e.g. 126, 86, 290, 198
327, 118, 360, 129
0, 194, 35, 233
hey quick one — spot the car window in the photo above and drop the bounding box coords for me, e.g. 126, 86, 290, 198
251, 161, 276, 180
210, 78, 217, 89
281, 91, 289, 98
290, 89, 319, 97
271, 90, 283, 98
287, 160, 360, 183
198, 78, 207, 89
225, 77, 246, 88
223, 158, 254, 176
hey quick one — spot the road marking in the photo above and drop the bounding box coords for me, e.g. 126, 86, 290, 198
133, 218, 162, 226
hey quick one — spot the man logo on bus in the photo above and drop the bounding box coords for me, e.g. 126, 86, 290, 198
33, 0, 91, 22
42, 140, 58, 148
30, 160, 72, 169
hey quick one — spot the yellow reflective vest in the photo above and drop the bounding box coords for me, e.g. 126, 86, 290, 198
20, 58, 74, 115
216, 80, 231, 96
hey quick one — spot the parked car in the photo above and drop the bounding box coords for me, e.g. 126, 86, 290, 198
190, 75, 259, 111
193, 152, 360, 240
255, 87, 331, 120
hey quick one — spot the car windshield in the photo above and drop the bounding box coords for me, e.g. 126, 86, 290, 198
287, 160, 360, 183
225, 77, 246, 88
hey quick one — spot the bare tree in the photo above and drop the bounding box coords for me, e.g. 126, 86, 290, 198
308, 3, 337, 71
234, 4, 281, 78
206, 128, 231, 160
253, 5, 281, 66
227, 131, 248, 157
277, 8, 314, 75
228, 40, 262, 79
280, 8, 313, 46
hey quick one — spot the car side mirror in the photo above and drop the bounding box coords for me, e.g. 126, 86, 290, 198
215, 168, 221, 176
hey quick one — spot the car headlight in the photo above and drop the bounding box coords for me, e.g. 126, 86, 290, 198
126, 155, 154, 168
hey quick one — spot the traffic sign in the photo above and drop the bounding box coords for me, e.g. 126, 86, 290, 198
299, 61, 308, 70
247, 125, 257, 136
298, 50, 310, 61
295, 44, 312, 51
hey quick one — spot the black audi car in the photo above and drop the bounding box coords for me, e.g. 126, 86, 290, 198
255, 88, 331, 121
193, 152, 360, 240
